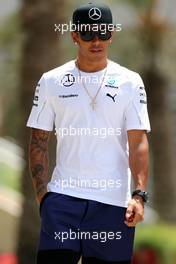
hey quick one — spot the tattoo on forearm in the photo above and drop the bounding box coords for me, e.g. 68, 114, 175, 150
32, 164, 44, 178
29, 129, 50, 199
35, 178, 48, 198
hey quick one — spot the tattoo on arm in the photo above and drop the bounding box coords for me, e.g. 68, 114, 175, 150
29, 128, 50, 201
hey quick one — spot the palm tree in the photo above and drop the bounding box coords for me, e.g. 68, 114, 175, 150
114, 0, 176, 221
16, 0, 66, 263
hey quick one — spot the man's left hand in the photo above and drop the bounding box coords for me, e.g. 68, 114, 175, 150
124, 195, 144, 227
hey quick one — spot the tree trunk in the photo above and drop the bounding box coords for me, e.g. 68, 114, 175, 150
16, 1, 65, 263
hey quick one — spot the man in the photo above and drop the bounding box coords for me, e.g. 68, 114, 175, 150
27, 3, 150, 264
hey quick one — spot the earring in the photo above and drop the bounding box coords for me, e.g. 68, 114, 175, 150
74, 42, 77, 45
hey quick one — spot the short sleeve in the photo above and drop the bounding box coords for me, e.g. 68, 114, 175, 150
26, 74, 55, 131
124, 74, 151, 132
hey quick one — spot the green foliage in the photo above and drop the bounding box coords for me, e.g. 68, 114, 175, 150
0, 14, 21, 46
0, 162, 20, 191
135, 224, 176, 264
0, 13, 22, 139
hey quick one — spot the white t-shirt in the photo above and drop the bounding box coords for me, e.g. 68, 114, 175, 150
27, 60, 151, 208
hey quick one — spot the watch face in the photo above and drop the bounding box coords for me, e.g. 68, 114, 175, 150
132, 190, 148, 202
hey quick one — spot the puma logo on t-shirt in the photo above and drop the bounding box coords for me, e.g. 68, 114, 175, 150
106, 93, 117, 102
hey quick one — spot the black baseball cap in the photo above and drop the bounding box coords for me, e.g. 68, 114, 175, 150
72, 3, 113, 26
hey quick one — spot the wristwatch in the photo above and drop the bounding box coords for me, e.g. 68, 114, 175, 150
132, 189, 148, 203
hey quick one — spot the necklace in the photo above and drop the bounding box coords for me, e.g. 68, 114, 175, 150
75, 60, 108, 111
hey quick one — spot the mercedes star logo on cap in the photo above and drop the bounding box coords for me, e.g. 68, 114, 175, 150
88, 7, 102, 20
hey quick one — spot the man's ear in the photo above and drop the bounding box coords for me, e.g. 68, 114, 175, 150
71, 32, 79, 45
109, 29, 116, 44
110, 29, 116, 43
